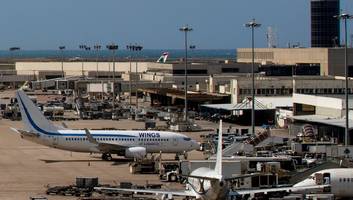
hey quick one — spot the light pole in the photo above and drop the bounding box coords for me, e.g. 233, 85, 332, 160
106, 43, 119, 115
59, 46, 65, 78
127, 44, 143, 108
179, 25, 193, 123
94, 44, 101, 78
245, 18, 261, 136
127, 44, 133, 106
134, 45, 143, 110
335, 13, 353, 146
79, 44, 91, 77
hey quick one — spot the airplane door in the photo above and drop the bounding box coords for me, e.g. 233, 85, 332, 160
323, 173, 331, 193
173, 138, 178, 146
323, 173, 330, 184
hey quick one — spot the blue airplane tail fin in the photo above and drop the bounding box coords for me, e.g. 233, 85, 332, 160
16, 90, 59, 134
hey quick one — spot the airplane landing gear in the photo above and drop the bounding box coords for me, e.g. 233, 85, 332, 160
175, 152, 188, 160
175, 154, 180, 161
102, 153, 113, 161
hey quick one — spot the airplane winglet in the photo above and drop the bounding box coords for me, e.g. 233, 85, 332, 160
84, 129, 98, 144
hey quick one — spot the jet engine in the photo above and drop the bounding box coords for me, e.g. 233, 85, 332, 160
125, 147, 146, 159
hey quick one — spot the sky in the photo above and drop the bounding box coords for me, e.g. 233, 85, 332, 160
0, 0, 351, 50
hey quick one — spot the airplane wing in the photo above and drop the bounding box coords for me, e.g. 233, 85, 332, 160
10, 128, 40, 138
181, 174, 221, 181
94, 187, 197, 198
231, 184, 330, 196
182, 173, 260, 182
84, 129, 127, 153
225, 173, 261, 182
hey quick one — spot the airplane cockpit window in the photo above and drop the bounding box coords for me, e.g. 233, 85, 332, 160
183, 137, 191, 141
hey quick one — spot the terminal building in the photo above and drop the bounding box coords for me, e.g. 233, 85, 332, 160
237, 48, 353, 76
200, 73, 353, 131
141, 61, 253, 91
291, 93, 353, 145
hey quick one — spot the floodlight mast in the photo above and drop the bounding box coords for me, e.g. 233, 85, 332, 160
106, 43, 119, 113
334, 13, 353, 146
179, 25, 193, 123
79, 44, 91, 76
94, 44, 102, 78
59, 46, 65, 78
245, 18, 261, 137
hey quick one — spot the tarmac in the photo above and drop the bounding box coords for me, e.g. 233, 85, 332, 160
0, 103, 289, 199
0, 118, 212, 200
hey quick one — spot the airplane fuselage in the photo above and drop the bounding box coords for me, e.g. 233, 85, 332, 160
22, 129, 197, 154
294, 168, 353, 198
15, 89, 199, 159
187, 167, 228, 200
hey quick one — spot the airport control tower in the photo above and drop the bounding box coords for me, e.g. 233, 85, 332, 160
311, 0, 340, 47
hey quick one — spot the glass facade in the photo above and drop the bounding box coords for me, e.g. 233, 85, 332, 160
311, 0, 340, 47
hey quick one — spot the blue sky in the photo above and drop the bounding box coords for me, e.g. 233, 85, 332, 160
0, 0, 351, 50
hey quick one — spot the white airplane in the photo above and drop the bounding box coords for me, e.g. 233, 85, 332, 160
292, 168, 353, 198
95, 120, 336, 200
12, 90, 199, 161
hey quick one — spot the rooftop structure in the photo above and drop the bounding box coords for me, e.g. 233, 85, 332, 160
145, 61, 253, 76
311, 0, 340, 47
292, 93, 353, 145
237, 48, 353, 76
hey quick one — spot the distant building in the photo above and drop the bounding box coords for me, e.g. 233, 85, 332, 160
211, 75, 353, 104
311, 0, 340, 47
237, 48, 353, 76
142, 61, 253, 92
291, 93, 353, 145
15, 61, 149, 78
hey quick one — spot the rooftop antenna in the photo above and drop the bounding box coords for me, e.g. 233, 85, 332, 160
266, 26, 277, 48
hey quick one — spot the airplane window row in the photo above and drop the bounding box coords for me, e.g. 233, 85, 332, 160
339, 178, 353, 182
65, 137, 135, 141
138, 138, 169, 142
64, 137, 170, 142
65, 137, 88, 141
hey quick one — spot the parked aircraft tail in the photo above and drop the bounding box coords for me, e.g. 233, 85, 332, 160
156, 52, 169, 63
16, 90, 59, 134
